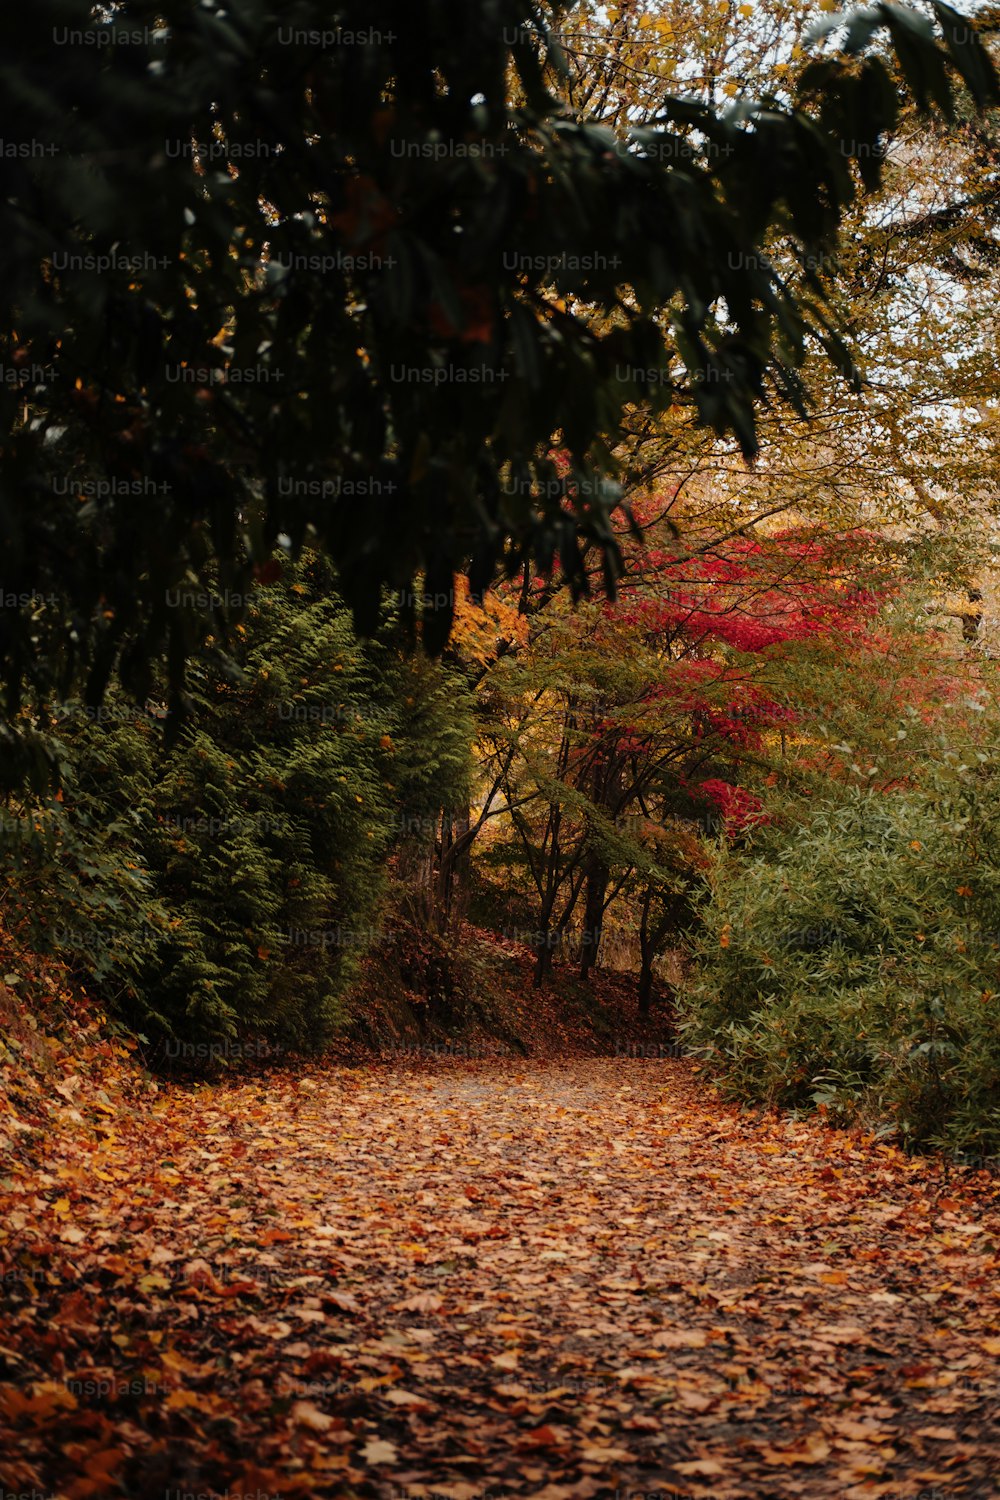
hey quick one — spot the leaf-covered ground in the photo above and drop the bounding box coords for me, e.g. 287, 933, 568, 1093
2, 1055, 1000, 1499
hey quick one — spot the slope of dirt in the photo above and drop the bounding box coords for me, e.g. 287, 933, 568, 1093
2, 1057, 999, 1499
343, 918, 681, 1061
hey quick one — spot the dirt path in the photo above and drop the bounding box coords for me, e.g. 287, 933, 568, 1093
2, 1059, 999, 1498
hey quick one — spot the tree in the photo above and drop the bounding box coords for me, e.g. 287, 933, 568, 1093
1, 554, 474, 1053
553, 1, 1000, 649
0, 0, 995, 768
472, 516, 899, 990
681, 706, 1000, 1157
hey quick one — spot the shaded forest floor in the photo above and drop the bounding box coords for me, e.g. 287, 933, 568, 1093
342, 920, 682, 1064
3, 1029, 1000, 1499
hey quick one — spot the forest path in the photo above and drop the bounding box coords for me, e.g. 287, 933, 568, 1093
2, 1058, 1000, 1498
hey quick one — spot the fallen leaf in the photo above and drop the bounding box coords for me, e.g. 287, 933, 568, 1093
291, 1401, 333, 1432
652, 1329, 709, 1349
675, 1459, 728, 1477
360, 1438, 398, 1465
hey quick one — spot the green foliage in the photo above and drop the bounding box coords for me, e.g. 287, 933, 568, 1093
474, 596, 709, 986
1, 558, 475, 1057
0, 0, 995, 752
681, 738, 1000, 1159
376, 643, 475, 833
0, 723, 171, 1017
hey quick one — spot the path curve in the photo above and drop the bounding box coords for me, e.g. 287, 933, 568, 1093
2, 1059, 999, 1498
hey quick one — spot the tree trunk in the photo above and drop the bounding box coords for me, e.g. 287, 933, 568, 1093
638, 886, 655, 1017
638, 962, 654, 1018
433, 805, 472, 934
579, 856, 608, 980
452, 806, 472, 918
533, 934, 555, 986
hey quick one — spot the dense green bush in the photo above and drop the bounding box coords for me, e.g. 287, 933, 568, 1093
1, 557, 474, 1057
681, 746, 1000, 1159
0, 722, 171, 1020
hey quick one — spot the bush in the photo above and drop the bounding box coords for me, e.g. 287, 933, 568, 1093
680, 748, 1000, 1159
3, 556, 474, 1059
0, 719, 170, 1023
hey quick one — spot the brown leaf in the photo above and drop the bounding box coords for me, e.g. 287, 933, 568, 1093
291, 1401, 334, 1432
675, 1459, 728, 1477
758, 1437, 832, 1466
360, 1438, 398, 1465
652, 1329, 709, 1349
398, 1291, 443, 1313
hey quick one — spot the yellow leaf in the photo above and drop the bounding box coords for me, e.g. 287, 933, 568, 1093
165, 1388, 200, 1410
138, 1273, 172, 1294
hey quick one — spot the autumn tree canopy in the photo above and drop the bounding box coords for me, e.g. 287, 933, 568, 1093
0, 0, 996, 780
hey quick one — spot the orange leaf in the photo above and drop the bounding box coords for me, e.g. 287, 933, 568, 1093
519, 1426, 562, 1447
